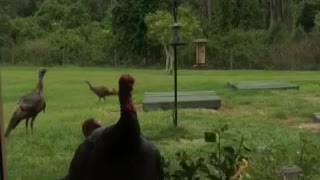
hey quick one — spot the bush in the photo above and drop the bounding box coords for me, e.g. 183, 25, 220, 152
162, 125, 251, 180
207, 29, 268, 69
268, 32, 320, 70
48, 22, 114, 66
315, 13, 320, 31
14, 38, 51, 65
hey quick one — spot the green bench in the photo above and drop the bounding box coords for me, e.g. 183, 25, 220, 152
143, 91, 221, 111
226, 81, 299, 90
312, 113, 320, 122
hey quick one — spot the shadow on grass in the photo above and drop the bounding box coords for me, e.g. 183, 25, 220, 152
147, 125, 195, 141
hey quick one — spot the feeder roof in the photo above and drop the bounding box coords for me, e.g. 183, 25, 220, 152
193, 39, 208, 43
281, 165, 303, 173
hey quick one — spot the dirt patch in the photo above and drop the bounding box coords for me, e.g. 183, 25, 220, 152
281, 117, 302, 124
178, 138, 206, 145
135, 103, 143, 111
302, 96, 320, 104
295, 123, 320, 132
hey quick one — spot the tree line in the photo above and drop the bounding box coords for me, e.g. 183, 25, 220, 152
0, 0, 320, 70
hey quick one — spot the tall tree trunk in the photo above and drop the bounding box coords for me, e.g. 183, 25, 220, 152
270, 0, 282, 29
269, 0, 275, 29
164, 44, 170, 72
208, 0, 212, 24
269, 0, 292, 31
10, 38, 15, 65
169, 47, 174, 75
62, 48, 65, 66
229, 49, 234, 70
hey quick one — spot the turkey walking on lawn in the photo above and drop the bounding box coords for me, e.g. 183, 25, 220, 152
65, 74, 164, 180
5, 68, 47, 137
84, 81, 117, 102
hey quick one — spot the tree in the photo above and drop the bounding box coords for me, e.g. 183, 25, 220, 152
35, 0, 69, 31
0, 8, 11, 46
49, 21, 113, 65
112, 0, 158, 62
145, 7, 203, 73
62, 2, 90, 29
315, 13, 320, 31
214, 0, 236, 32
36, 0, 90, 31
224, 29, 268, 69
233, 0, 263, 29
296, 1, 320, 32
80, 0, 113, 21
0, 0, 45, 18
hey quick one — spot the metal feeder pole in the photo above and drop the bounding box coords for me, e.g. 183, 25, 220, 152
171, 0, 184, 127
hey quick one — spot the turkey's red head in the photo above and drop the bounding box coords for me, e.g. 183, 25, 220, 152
119, 74, 135, 113
119, 74, 135, 92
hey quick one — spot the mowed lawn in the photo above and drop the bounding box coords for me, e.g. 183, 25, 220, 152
1, 66, 320, 180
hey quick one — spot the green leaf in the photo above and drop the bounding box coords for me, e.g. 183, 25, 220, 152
207, 174, 221, 180
243, 142, 252, 152
224, 146, 236, 155
204, 132, 217, 142
209, 153, 218, 162
199, 163, 210, 174
196, 157, 205, 166
221, 124, 229, 132
179, 160, 190, 171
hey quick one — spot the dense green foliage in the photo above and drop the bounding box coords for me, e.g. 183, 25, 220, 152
1, 0, 320, 69
2, 67, 320, 180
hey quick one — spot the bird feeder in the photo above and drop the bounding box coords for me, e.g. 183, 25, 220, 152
193, 39, 208, 67
171, 23, 183, 46
281, 165, 302, 180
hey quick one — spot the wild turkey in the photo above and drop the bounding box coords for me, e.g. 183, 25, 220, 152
84, 81, 118, 102
65, 74, 164, 180
5, 68, 47, 137
82, 118, 102, 138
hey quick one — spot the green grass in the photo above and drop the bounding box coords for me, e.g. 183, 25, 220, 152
1, 66, 320, 180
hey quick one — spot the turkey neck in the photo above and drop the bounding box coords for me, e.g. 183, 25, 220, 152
86, 82, 94, 90
117, 89, 140, 136
35, 73, 44, 93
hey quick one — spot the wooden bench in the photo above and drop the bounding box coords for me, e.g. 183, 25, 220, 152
143, 91, 221, 111
226, 81, 299, 90
312, 113, 320, 122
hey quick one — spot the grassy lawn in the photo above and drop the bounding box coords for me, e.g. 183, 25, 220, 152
1, 66, 320, 180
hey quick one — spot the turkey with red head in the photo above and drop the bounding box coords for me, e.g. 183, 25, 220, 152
65, 74, 164, 180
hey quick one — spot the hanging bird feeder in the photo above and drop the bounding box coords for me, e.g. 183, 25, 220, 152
192, 39, 208, 67
281, 165, 302, 180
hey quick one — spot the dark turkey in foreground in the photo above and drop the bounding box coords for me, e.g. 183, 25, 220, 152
84, 81, 118, 102
5, 68, 47, 137
66, 74, 164, 180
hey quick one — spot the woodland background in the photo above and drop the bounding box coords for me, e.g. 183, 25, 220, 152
0, 0, 320, 70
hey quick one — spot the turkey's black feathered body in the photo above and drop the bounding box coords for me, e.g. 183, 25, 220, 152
69, 115, 163, 180
67, 74, 163, 180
